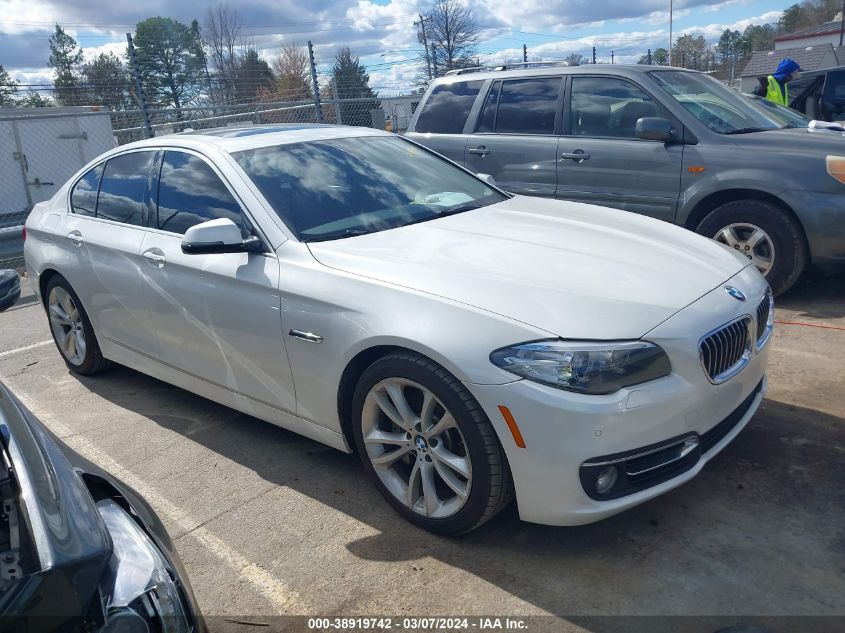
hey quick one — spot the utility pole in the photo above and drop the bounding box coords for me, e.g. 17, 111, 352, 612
431, 43, 438, 77
592, 46, 597, 64
415, 14, 432, 80
523, 44, 528, 63
611, 50, 615, 64
307, 40, 323, 123
647, 48, 653, 65
126, 33, 152, 139
669, 0, 674, 66
839, 0, 845, 46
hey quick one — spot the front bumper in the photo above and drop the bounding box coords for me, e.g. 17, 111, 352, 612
464, 267, 770, 526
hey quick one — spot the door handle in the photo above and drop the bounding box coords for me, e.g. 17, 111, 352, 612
289, 329, 323, 344
66, 231, 83, 247
561, 151, 590, 161
468, 146, 490, 156
142, 250, 166, 268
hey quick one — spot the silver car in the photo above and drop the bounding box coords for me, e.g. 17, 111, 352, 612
406, 63, 845, 295
24, 125, 770, 534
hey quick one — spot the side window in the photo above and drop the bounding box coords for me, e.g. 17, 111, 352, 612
97, 152, 154, 226
476, 81, 501, 133
70, 164, 102, 217
156, 151, 247, 237
414, 80, 483, 134
570, 77, 660, 139
494, 77, 561, 135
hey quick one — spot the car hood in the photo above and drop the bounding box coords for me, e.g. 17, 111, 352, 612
307, 196, 749, 339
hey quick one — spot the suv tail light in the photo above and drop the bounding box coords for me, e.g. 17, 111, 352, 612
21, 226, 26, 242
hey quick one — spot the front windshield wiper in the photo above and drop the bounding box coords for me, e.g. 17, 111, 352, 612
303, 227, 380, 243
722, 127, 770, 135
400, 203, 484, 228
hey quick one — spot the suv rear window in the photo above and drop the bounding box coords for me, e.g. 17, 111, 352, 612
414, 80, 483, 134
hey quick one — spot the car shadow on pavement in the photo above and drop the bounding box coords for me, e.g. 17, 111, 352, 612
778, 269, 845, 320
74, 367, 845, 627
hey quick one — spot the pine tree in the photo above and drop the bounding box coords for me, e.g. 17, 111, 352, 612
332, 47, 378, 127
48, 24, 84, 105
0, 64, 18, 107
81, 53, 131, 110
132, 17, 204, 118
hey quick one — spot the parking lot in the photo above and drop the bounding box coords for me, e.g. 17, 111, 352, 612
0, 269, 843, 632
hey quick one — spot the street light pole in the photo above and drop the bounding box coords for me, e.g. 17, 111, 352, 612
839, 0, 844, 46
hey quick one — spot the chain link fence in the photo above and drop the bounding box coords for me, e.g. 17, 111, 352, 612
0, 92, 422, 271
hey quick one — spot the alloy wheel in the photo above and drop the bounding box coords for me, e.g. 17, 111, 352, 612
361, 377, 472, 519
48, 286, 86, 366
713, 222, 775, 276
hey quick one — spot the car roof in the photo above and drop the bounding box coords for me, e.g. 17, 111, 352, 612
431, 64, 695, 84
117, 123, 394, 154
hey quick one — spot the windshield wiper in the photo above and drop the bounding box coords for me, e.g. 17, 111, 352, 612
401, 203, 483, 228
303, 227, 380, 242
722, 127, 769, 135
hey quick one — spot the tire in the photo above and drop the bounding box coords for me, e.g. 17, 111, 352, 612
351, 351, 514, 535
695, 200, 807, 296
44, 274, 111, 375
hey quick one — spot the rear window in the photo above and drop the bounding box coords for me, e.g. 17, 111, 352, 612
70, 165, 102, 217
97, 152, 153, 226
414, 80, 483, 134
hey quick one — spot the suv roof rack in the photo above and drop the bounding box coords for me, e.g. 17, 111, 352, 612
444, 61, 571, 76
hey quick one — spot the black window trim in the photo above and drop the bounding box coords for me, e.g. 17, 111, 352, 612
564, 74, 675, 141
472, 75, 564, 137
66, 148, 157, 228
149, 146, 271, 254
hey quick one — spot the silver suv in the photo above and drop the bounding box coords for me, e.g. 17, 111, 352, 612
406, 63, 845, 295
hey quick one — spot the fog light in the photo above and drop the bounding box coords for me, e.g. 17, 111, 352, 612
595, 466, 618, 495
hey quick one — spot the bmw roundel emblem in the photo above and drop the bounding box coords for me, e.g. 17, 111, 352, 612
725, 285, 747, 302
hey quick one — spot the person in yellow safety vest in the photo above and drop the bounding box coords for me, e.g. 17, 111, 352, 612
764, 58, 802, 106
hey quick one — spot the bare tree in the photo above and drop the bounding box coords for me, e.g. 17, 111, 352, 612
564, 53, 585, 66
425, 0, 480, 74
270, 43, 312, 99
203, 4, 242, 102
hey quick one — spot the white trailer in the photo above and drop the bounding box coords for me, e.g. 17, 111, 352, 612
0, 106, 116, 222
0, 106, 116, 265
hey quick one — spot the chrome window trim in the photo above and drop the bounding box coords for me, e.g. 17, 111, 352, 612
755, 288, 774, 352
698, 315, 753, 384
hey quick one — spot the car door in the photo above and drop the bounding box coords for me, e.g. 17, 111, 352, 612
464, 77, 562, 196
137, 149, 296, 413
556, 75, 683, 222
62, 150, 160, 357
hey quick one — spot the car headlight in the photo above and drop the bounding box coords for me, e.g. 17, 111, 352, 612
490, 340, 671, 395
96, 499, 191, 633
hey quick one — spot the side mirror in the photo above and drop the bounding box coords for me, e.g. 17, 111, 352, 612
477, 173, 497, 186
181, 218, 264, 255
636, 117, 676, 142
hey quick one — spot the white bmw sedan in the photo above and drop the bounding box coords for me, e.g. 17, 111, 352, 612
24, 125, 772, 534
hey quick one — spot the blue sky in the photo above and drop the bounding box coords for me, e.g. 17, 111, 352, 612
0, 0, 787, 93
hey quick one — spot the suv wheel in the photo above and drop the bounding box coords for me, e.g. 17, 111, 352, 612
45, 275, 111, 375
696, 200, 807, 296
351, 351, 514, 535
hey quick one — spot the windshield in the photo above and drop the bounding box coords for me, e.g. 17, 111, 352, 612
234, 135, 505, 242
746, 95, 811, 128
650, 70, 785, 134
